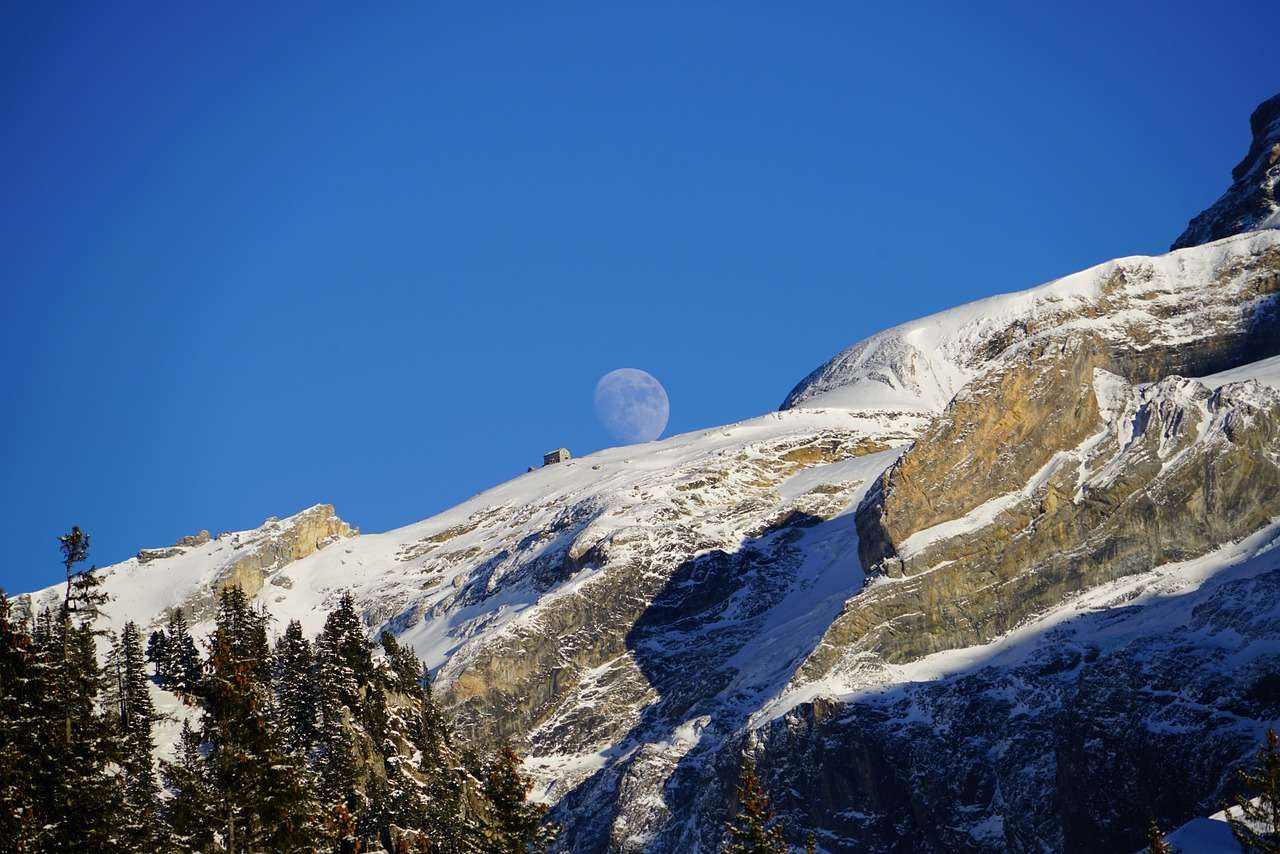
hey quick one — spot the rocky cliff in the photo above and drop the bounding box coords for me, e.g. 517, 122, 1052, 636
1173, 93, 1280, 250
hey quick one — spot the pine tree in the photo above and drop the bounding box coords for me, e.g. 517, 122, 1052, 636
313, 658, 359, 811
482, 744, 554, 854
202, 588, 320, 852
274, 619, 318, 754
1146, 818, 1177, 854
1228, 728, 1280, 853
320, 591, 373, 700
311, 593, 368, 815
29, 528, 127, 850
213, 586, 272, 685
410, 663, 477, 851
380, 630, 424, 698
805, 831, 817, 854
0, 593, 51, 850
145, 629, 170, 685
165, 607, 202, 694
113, 622, 163, 849
723, 758, 788, 854
56, 527, 106, 744
161, 720, 219, 851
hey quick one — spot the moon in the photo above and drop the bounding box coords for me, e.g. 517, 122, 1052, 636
594, 368, 670, 444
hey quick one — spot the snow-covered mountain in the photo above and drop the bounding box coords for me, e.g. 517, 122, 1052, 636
19, 94, 1280, 852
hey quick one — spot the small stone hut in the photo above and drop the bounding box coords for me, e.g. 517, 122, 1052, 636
543, 448, 571, 466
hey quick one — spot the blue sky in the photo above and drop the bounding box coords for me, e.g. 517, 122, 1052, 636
2, 2, 1277, 592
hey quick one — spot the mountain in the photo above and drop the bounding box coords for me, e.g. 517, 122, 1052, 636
1172, 93, 1280, 250
18, 94, 1280, 852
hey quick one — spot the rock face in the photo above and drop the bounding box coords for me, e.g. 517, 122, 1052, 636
176, 530, 211, 548
1173, 93, 1280, 250
212, 505, 356, 599
24, 504, 358, 630
742, 539, 1280, 853
830, 366, 1280, 667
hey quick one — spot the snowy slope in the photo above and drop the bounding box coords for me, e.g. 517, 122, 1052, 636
1199, 352, 1280, 390
15, 224, 1280, 852
782, 229, 1280, 412
22, 407, 915, 670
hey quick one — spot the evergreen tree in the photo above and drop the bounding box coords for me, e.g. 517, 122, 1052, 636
114, 621, 163, 849
0, 593, 52, 850
165, 607, 202, 694
723, 758, 788, 854
414, 662, 452, 763
313, 659, 359, 811
1146, 818, 1177, 854
482, 744, 554, 854
380, 629, 425, 698
1229, 728, 1280, 853
29, 528, 127, 850
805, 831, 817, 854
55, 526, 107, 744
362, 679, 390, 746
145, 628, 170, 685
320, 591, 373, 700
274, 619, 318, 754
312, 592, 368, 815
213, 586, 272, 685
356, 771, 400, 850
203, 588, 320, 852
160, 720, 219, 851
410, 663, 479, 851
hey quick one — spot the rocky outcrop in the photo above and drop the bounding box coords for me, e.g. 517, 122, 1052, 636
724, 544, 1280, 854
213, 505, 355, 599
832, 353, 1280, 669
857, 334, 1107, 565
1173, 93, 1280, 250
441, 430, 900, 751
137, 546, 186, 564
176, 530, 210, 547
137, 530, 212, 563
782, 230, 1280, 417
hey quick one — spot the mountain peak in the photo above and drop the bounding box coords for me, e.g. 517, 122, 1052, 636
1172, 92, 1280, 250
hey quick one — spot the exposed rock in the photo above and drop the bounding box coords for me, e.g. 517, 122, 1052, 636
212, 504, 356, 599
1173, 92, 1280, 250
730, 548, 1280, 853
175, 529, 210, 547
858, 333, 1107, 564
137, 546, 185, 564
836, 355, 1280, 668
782, 233, 1280, 416
440, 429, 903, 753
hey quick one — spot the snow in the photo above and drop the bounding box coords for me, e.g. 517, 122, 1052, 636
1198, 354, 1280, 391
784, 228, 1280, 414
11, 219, 1280, 844
896, 450, 1072, 559
1163, 817, 1238, 853
766, 519, 1280, 722
1156, 800, 1266, 854
19, 408, 915, 686
722, 449, 902, 699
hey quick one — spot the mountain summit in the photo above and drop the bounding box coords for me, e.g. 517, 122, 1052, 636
1173, 92, 1280, 250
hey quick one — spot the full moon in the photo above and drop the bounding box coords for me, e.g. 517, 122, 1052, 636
594, 368, 670, 444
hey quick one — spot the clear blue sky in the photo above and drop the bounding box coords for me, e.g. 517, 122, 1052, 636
3, 2, 1277, 593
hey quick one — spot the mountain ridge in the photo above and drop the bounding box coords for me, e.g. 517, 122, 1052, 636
17, 92, 1280, 853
